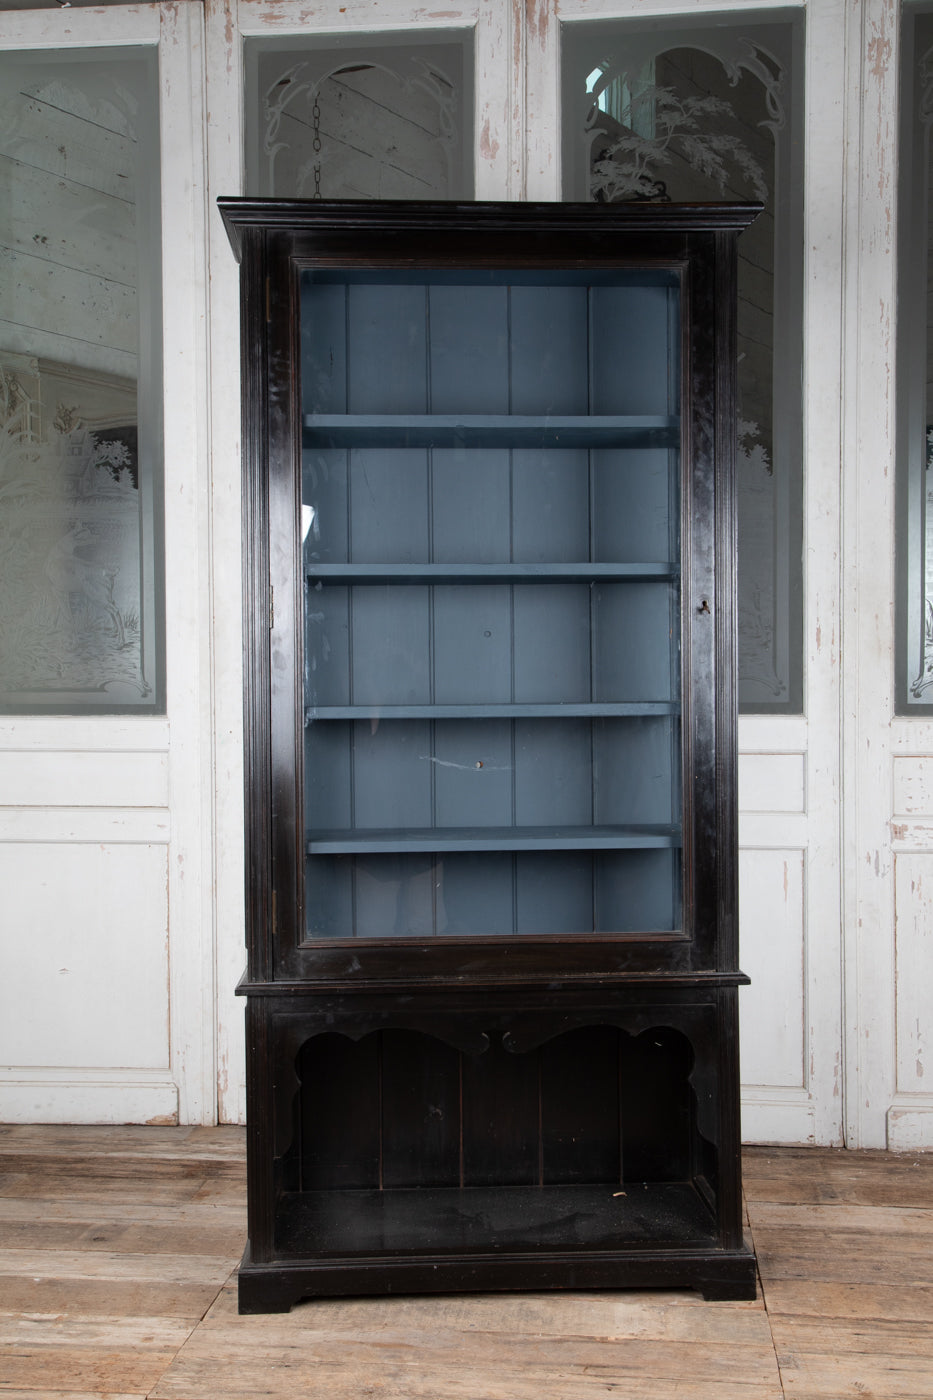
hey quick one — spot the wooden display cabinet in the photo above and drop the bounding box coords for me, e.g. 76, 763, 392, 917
219, 198, 759, 1312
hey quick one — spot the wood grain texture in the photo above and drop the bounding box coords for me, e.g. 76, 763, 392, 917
4, 1131, 933, 1399
151, 1286, 782, 1400
0, 1393, 145, 1400
743, 1146, 933, 1207
0, 1315, 192, 1392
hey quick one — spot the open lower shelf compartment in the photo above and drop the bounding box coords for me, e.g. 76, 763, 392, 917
273, 1180, 718, 1257
239, 991, 756, 1309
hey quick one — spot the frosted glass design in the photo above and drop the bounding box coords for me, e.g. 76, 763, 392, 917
246, 34, 472, 199
898, 12, 933, 710
0, 50, 162, 711
562, 13, 804, 712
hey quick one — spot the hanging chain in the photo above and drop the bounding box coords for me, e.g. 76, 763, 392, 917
312, 96, 322, 200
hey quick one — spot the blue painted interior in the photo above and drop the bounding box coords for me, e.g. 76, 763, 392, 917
300, 270, 682, 937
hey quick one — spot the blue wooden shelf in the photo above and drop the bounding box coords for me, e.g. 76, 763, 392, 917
302, 413, 680, 450
306, 824, 682, 854
306, 563, 678, 585
305, 703, 680, 723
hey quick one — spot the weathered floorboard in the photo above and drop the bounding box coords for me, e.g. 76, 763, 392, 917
2, 1131, 933, 1400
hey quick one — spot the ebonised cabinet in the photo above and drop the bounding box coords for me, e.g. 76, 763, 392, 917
220, 198, 759, 1312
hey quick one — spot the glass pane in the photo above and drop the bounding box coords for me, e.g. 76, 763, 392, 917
562, 11, 804, 713
898, 8, 933, 710
0, 48, 163, 712
301, 270, 682, 939
245, 33, 473, 199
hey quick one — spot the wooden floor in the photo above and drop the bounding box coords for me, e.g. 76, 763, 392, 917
2, 1129, 933, 1399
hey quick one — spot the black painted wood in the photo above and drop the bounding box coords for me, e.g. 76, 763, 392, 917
540, 1026, 622, 1186
223, 199, 759, 1310
461, 1034, 540, 1188
297, 1033, 381, 1191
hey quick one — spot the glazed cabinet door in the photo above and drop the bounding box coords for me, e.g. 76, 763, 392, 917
302, 269, 683, 937
227, 202, 751, 988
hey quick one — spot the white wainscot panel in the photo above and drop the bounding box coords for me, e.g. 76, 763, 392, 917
893, 756, 933, 815
0, 842, 169, 1070
738, 847, 806, 1089
894, 851, 933, 1096
889, 850, 933, 1149
738, 753, 805, 813
0, 749, 168, 807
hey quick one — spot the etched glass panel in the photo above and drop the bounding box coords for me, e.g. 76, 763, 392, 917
562, 12, 804, 712
898, 9, 933, 710
0, 49, 163, 712
245, 33, 472, 199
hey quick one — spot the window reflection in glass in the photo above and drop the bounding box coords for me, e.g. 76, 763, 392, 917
898, 9, 933, 710
562, 13, 805, 713
245, 33, 473, 199
0, 49, 163, 711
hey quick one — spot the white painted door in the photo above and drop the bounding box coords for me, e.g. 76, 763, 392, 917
206, 0, 847, 1145
0, 2, 215, 1125
8, 0, 925, 1149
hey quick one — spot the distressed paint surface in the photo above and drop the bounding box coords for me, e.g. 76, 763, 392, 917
893, 756, 933, 814
0, 1, 219, 1129
739, 848, 806, 1089
204, 0, 248, 1127
894, 852, 933, 1094
841, 0, 907, 1149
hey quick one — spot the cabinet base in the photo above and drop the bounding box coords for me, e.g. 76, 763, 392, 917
237, 1242, 757, 1313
